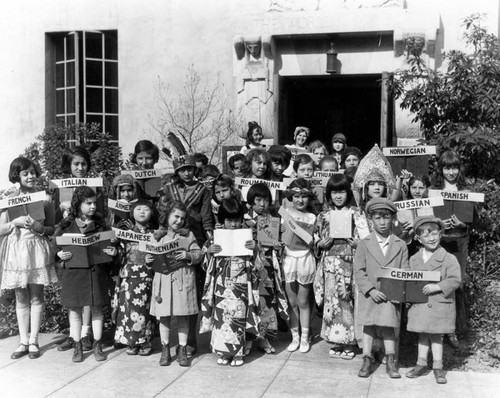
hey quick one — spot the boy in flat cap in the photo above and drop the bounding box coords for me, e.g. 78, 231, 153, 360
405, 216, 461, 384
354, 197, 408, 379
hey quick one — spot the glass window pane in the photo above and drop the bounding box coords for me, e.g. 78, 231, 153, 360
55, 36, 65, 62
85, 32, 102, 59
86, 60, 102, 86
56, 90, 65, 114
66, 61, 75, 86
66, 33, 76, 60
105, 116, 119, 140
67, 88, 76, 113
56, 63, 65, 88
67, 115, 76, 125
86, 88, 103, 113
87, 114, 103, 130
104, 31, 118, 60
105, 62, 118, 87
105, 89, 118, 113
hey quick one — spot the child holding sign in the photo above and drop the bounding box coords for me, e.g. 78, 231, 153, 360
200, 198, 260, 367
0, 157, 57, 359
113, 199, 158, 356
149, 201, 202, 367
281, 179, 316, 353
314, 174, 359, 359
405, 216, 461, 384
353, 197, 408, 379
55, 186, 117, 363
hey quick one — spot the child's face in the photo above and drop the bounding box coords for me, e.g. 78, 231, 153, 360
443, 166, 459, 184
168, 209, 186, 231
251, 128, 263, 144
136, 151, 155, 169
295, 132, 307, 147
367, 181, 386, 198
178, 166, 195, 183
71, 156, 89, 178
313, 147, 326, 165
332, 141, 344, 152
291, 193, 309, 212
232, 160, 245, 177
296, 162, 314, 178
195, 161, 204, 169
253, 196, 270, 215
416, 225, 441, 252
321, 160, 338, 172
133, 205, 152, 225
370, 211, 393, 237
271, 161, 285, 178
80, 197, 97, 218
119, 184, 134, 202
19, 166, 37, 190
330, 190, 348, 208
409, 180, 427, 199
224, 217, 243, 229
251, 156, 266, 178
214, 184, 232, 202
344, 155, 360, 168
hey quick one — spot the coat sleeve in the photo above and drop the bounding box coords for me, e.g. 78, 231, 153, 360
353, 240, 375, 296
200, 188, 214, 234
400, 242, 410, 270
438, 254, 462, 297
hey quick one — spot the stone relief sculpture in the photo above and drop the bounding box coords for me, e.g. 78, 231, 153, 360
266, 0, 403, 12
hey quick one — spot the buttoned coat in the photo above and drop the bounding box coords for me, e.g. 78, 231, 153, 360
353, 232, 409, 327
407, 246, 461, 334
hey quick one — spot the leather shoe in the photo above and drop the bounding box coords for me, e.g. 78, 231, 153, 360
434, 369, 447, 384
386, 354, 401, 379
10, 343, 29, 360
28, 343, 41, 359
406, 365, 428, 378
58, 337, 75, 351
93, 340, 106, 362
159, 344, 171, 366
358, 355, 372, 378
447, 333, 459, 349
73, 341, 83, 363
176, 345, 190, 367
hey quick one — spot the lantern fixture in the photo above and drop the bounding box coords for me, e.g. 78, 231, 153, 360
326, 42, 338, 74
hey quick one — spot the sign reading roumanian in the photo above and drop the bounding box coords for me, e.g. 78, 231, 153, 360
235, 177, 285, 200
382, 146, 437, 157
49, 178, 103, 189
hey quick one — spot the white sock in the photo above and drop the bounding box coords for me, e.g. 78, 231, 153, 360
70, 310, 83, 342
81, 325, 90, 337
29, 303, 44, 345
16, 306, 30, 345
301, 328, 310, 341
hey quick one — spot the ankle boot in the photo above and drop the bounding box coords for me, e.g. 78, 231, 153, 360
177, 345, 190, 367
358, 355, 372, 378
159, 344, 171, 366
72, 341, 83, 363
93, 340, 106, 362
386, 354, 401, 378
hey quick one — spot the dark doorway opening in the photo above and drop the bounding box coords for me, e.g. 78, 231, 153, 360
278, 74, 386, 156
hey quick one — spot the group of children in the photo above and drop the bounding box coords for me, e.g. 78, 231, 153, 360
0, 127, 473, 385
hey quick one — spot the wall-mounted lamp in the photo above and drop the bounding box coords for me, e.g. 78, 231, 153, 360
326, 42, 338, 74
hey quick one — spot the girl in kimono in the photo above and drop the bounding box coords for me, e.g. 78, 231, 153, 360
149, 200, 203, 367
315, 174, 359, 359
405, 216, 461, 384
113, 199, 158, 356
55, 186, 117, 363
200, 198, 261, 367
246, 183, 288, 354
159, 154, 213, 357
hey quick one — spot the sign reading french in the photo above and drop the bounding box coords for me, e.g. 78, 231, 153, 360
0, 191, 47, 221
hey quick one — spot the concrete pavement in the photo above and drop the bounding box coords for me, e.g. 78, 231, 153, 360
0, 331, 499, 398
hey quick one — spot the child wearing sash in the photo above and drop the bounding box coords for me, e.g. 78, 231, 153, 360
405, 216, 461, 384
0, 157, 57, 360
113, 200, 158, 356
281, 178, 316, 353
158, 154, 213, 356
149, 200, 202, 366
55, 186, 117, 362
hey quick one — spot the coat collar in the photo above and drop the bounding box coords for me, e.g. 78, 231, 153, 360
365, 232, 402, 266
416, 246, 446, 270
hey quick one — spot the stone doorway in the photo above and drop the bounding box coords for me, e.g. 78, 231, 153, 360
278, 74, 387, 154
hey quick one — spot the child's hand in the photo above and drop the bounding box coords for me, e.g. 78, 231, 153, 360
11, 216, 30, 228
369, 289, 387, 303
273, 242, 284, 251
26, 217, 44, 234
208, 244, 222, 254
346, 238, 357, 248
103, 246, 117, 257
280, 224, 286, 233
317, 237, 333, 249
422, 283, 442, 295
244, 240, 256, 250
450, 214, 466, 229
401, 221, 412, 233
145, 254, 154, 264
57, 250, 73, 261
400, 169, 413, 180
117, 219, 135, 230
175, 250, 191, 262
214, 223, 224, 230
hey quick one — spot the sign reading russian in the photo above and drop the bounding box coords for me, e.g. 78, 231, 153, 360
394, 196, 444, 211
